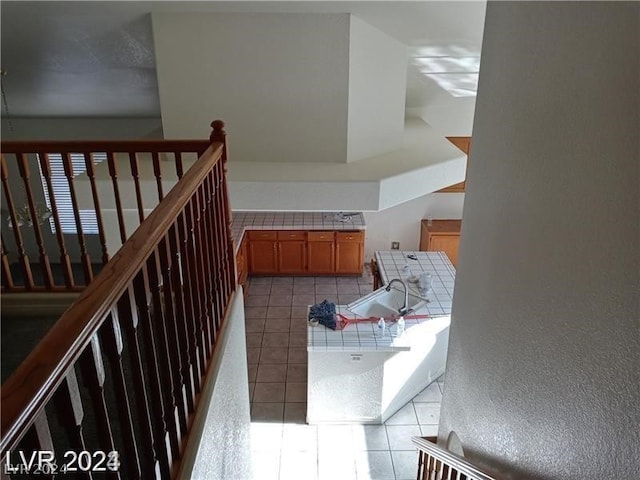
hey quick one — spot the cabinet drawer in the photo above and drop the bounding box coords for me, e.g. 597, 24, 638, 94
308, 231, 335, 242
247, 230, 277, 241
336, 231, 364, 243
277, 231, 306, 241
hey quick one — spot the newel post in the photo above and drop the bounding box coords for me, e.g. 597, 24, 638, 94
209, 120, 228, 165
209, 120, 237, 297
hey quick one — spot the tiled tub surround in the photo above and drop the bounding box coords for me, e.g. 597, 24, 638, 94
244, 271, 445, 480
307, 251, 454, 424
231, 210, 366, 251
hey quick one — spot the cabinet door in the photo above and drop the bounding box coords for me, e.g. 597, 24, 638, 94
278, 240, 307, 273
307, 232, 335, 274
249, 240, 277, 273
335, 232, 364, 274
429, 235, 460, 266
248, 232, 278, 274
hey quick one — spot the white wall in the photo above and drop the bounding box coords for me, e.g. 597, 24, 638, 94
179, 290, 252, 480
416, 96, 477, 137
347, 16, 407, 162
229, 180, 380, 212
363, 192, 464, 260
1, 117, 162, 140
226, 118, 466, 211
439, 2, 640, 479
152, 12, 350, 163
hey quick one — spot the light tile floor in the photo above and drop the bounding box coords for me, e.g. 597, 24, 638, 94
245, 270, 445, 480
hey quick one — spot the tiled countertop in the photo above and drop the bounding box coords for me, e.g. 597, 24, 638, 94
307, 305, 433, 352
308, 251, 455, 352
231, 211, 366, 251
375, 251, 455, 317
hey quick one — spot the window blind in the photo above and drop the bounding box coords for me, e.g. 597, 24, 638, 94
38, 152, 106, 234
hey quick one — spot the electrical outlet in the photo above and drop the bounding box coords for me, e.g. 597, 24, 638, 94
391, 241, 400, 250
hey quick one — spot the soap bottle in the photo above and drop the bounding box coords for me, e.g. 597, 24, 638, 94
396, 316, 405, 336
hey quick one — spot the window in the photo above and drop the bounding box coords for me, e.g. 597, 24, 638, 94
38, 152, 106, 234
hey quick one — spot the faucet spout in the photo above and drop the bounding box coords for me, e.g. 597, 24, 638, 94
385, 278, 410, 316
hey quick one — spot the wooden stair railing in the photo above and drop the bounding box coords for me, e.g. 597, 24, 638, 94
1, 121, 237, 479
1, 135, 212, 292
413, 436, 498, 480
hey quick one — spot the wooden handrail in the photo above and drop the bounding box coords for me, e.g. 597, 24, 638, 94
1, 141, 224, 452
1, 138, 214, 292
412, 436, 498, 480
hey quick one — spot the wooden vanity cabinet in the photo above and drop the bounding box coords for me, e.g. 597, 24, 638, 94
307, 231, 336, 274
335, 231, 365, 274
277, 231, 307, 273
419, 220, 461, 266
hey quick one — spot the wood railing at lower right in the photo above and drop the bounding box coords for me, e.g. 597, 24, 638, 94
413, 437, 498, 480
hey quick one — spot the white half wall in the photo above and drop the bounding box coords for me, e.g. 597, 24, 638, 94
439, 2, 640, 479
178, 290, 251, 480
152, 12, 350, 163
347, 16, 407, 162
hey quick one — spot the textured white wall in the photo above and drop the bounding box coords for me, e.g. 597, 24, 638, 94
152, 12, 350, 163
347, 16, 407, 162
179, 291, 252, 479
439, 2, 640, 479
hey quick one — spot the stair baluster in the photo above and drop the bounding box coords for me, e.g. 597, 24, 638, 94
62, 152, 93, 285
83, 151, 110, 265
101, 307, 143, 480
1, 154, 35, 289
37, 151, 75, 288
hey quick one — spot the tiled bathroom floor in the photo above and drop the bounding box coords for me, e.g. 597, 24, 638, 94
245, 271, 444, 480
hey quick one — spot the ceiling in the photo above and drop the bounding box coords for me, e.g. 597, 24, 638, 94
0, 1, 486, 119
